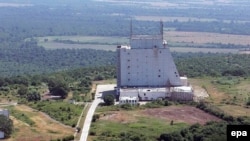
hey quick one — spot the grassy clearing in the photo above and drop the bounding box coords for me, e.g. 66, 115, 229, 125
134, 16, 250, 24
7, 106, 35, 126
134, 16, 218, 22
39, 42, 116, 50
89, 109, 187, 141
36, 36, 129, 50
35, 33, 249, 54
6, 105, 74, 141
165, 31, 250, 45
189, 77, 250, 117
28, 101, 84, 127
170, 47, 238, 53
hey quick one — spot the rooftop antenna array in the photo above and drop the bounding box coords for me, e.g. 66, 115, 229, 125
160, 20, 163, 40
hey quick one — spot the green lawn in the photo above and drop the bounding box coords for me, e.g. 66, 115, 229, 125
89, 109, 187, 141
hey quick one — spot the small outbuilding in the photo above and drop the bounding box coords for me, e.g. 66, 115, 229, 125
0, 131, 4, 139
119, 96, 139, 105
0, 109, 9, 118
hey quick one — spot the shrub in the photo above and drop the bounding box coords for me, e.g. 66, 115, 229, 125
92, 114, 100, 122
246, 97, 250, 106
103, 94, 115, 105
120, 104, 133, 110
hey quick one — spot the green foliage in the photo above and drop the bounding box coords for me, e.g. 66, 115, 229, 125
175, 54, 250, 77
28, 101, 83, 126
8, 107, 35, 126
120, 104, 134, 110
246, 97, 250, 106
92, 114, 100, 122
17, 85, 28, 97
196, 102, 250, 125
91, 116, 187, 141
143, 100, 173, 108
103, 94, 115, 106
159, 121, 227, 141
26, 91, 41, 101
0, 115, 13, 138
52, 135, 74, 141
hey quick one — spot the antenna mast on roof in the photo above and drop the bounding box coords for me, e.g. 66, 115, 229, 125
130, 19, 133, 44
160, 20, 163, 40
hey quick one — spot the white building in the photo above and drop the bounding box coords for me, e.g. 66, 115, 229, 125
116, 22, 193, 101
0, 109, 9, 118
119, 96, 138, 105
0, 131, 4, 139
117, 22, 181, 88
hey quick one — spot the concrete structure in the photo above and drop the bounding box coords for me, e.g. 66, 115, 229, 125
116, 22, 193, 101
0, 109, 9, 118
170, 86, 193, 101
119, 96, 138, 105
117, 22, 181, 88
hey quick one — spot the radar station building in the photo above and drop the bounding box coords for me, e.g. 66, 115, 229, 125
116, 22, 193, 104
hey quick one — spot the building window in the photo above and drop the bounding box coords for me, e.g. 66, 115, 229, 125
128, 59, 130, 62
158, 75, 161, 77
128, 66, 130, 68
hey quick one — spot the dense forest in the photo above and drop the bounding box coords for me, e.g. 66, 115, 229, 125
1, 0, 250, 77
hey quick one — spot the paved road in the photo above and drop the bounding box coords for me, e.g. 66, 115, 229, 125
79, 84, 116, 141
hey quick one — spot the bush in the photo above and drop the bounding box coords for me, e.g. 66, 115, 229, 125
246, 97, 250, 106
92, 114, 100, 122
89, 131, 96, 136
103, 94, 115, 105
120, 104, 133, 110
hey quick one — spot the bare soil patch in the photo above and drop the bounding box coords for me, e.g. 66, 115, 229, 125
141, 106, 221, 125
6, 105, 74, 141
100, 111, 137, 123
165, 31, 250, 45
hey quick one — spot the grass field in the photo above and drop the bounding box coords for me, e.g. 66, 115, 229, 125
134, 16, 250, 24
88, 104, 221, 141
5, 105, 74, 141
88, 108, 188, 141
189, 77, 250, 117
170, 47, 238, 53
164, 31, 250, 45
36, 31, 249, 53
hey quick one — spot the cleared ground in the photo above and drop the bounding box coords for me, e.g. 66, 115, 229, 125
5, 105, 74, 141
142, 106, 221, 125
100, 106, 221, 125
190, 78, 250, 117
36, 32, 250, 53
165, 31, 250, 45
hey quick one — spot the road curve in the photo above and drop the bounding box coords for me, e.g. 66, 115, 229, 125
79, 84, 116, 141
79, 99, 101, 141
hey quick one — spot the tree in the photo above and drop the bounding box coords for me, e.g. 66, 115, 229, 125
0, 115, 13, 138
103, 94, 115, 105
48, 79, 69, 99
17, 85, 28, 97
50, 86, 68, 99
